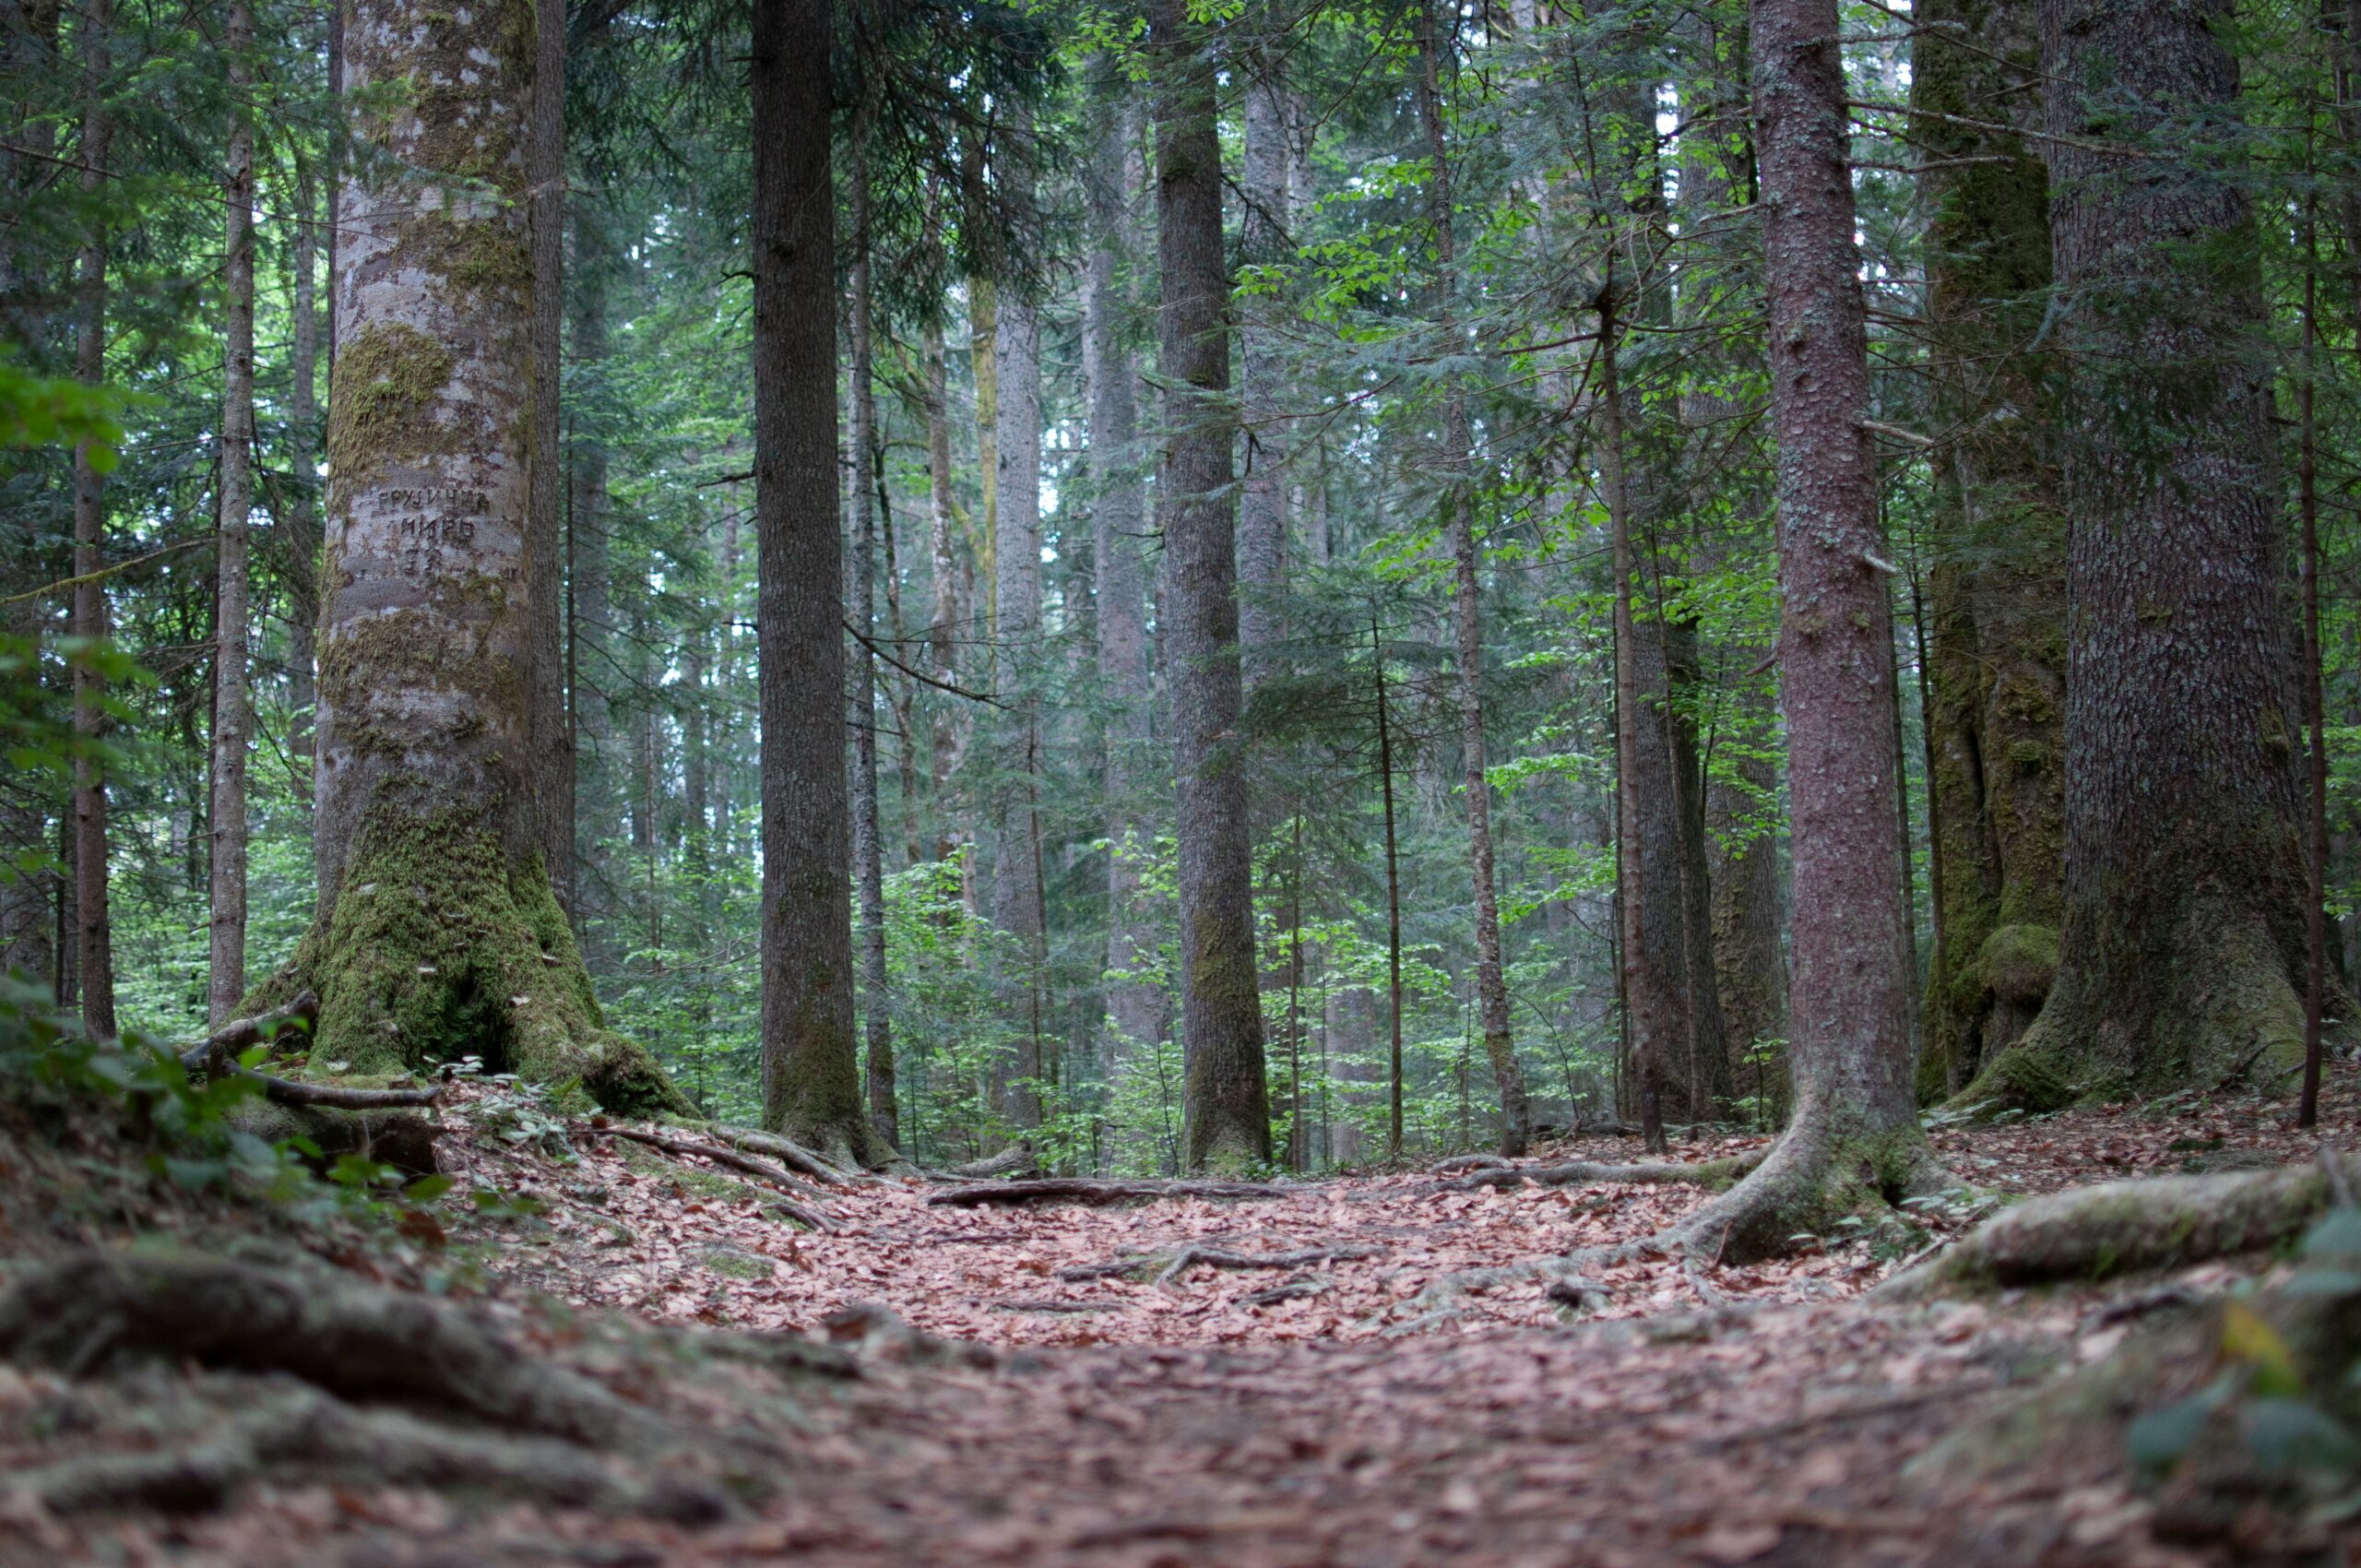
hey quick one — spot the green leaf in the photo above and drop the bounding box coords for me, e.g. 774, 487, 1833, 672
406, 1173, 456, 1203
2242, 1397, 2360, 1476
2301, 1209, 2361, 1260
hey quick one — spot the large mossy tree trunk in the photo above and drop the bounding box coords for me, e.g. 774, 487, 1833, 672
1086, 62, 1165, 1066
1652, 0, 1943, 1260
279, 0, 682, 1117
208, 0, 255, 1028
1962, 0, 2351, 1111
751, 0, 884, 1168
1152, 0, 1272, 1171
526, 0, 571, 921
1910, 0, 2068, 1101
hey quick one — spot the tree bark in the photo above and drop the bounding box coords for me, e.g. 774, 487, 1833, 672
1965, 0, 2346, 1108
1600, 308, 1681, 1153
286, 158, 323, 767
848, 131, 898, 1155
1151, 0, 1271, 1170
1236, 49, 1289, 698
70, 0, 113, 1039
272, 0, 679, 1115
921, 308, 965, 861
567, 224, 614, 950
528, 0, 570, 916
990, 149, 1048, 1133
752, 0, 877, 1167
1911, 0, 2066, 1100
208, 0, 255, 1028
1086, 63, 1164, 1064
1413, 0, 1528, 1157
1598, 0, 1940, 1261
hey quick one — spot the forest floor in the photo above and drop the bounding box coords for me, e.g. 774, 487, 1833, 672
6, 1064, 2358, 1568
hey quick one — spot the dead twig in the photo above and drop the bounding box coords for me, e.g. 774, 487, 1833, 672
1058, 1242, 1385, 1287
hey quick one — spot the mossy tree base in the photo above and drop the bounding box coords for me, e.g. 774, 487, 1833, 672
1953, 903, 2346, 1116
245, 805, 690, 1119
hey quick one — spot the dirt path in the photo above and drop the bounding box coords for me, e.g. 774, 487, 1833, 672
8, 1072, 2354, 1567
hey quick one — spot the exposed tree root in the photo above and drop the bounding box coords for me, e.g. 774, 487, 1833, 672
1429, 1154, 1511, 1175
1880, 1155, 2345, 1301
0, 1252, 656, 1446
929, 1177, 1299, 1207
1382, 1123, 1952, 1333
1058, 1241, 1384, 1287
716, 1124, 860, 1185
225, 1100, 442, 1178
1438, 1147, 1769, 1194
580, 1124, 836, 1227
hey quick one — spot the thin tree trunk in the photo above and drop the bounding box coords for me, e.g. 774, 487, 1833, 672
528, 0, 571, 912
1967, 0, 2347, 1106
922, 308, 965, 861
286, 158, 322, 767
208, 0, 255, 1027
990, 147, 1048, 1133
1152, 0, 1271, 1170
567, 231, 613, 947
1236, 50, 1288, 696
1086, 61, 1163, 1063
1375, 616, 1405, 1159
1413, 0, 1528, 1156
1629, 0, 1943, 1262
2302, 206, 2327, 1130
753, 0, 875, 1166
70, 0, 113, 1039
848, 131, 899, 1154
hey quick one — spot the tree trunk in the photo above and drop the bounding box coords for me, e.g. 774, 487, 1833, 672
990, 269, 1047, 1131
1965, 0, 2347, 1108
208, 0, 255, 1028
922, 309, 965, 861
567, 226, 614, 952
1911, 0, 2066, 1101
848, 134, 898, 1156
752, 0, 877, 1167
528, 0, 570, 916
269, 0, 679, 1115
70, 0, 113, 1040
1086, 61, 1164, 1063
1413, 0, 1528, 1157
1152, 0, 1271, 1170
1236, 51, 1288, 698
1625, 0, 1941, 1260
1376, 618, 1405, 1158
286, 159, 323, 768
1601, 313, 1682, 1153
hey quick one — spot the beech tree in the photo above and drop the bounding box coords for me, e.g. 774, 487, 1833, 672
250, 0, 681, 1113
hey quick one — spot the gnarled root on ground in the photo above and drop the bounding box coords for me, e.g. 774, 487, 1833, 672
1383, 1123, 1952, 1335
0, 1250, 860, 1525
1436, 1146, 1770, 1194
1058, 1241, 1385, 1287
1880, 1154, 2348, 1302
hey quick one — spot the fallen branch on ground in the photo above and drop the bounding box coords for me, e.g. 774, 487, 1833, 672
1438, 1146, 1770, 1194
579, 1125, 836, 1228
1059, 1241, 1385, 1286
175, 992, 319, 1070
1429, 1153, 1511, 1175
929, 1177, 1297, 1207
946, 1144, 1038, 1181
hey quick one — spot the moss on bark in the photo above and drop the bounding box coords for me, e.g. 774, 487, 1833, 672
243, 804, 687, 1118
